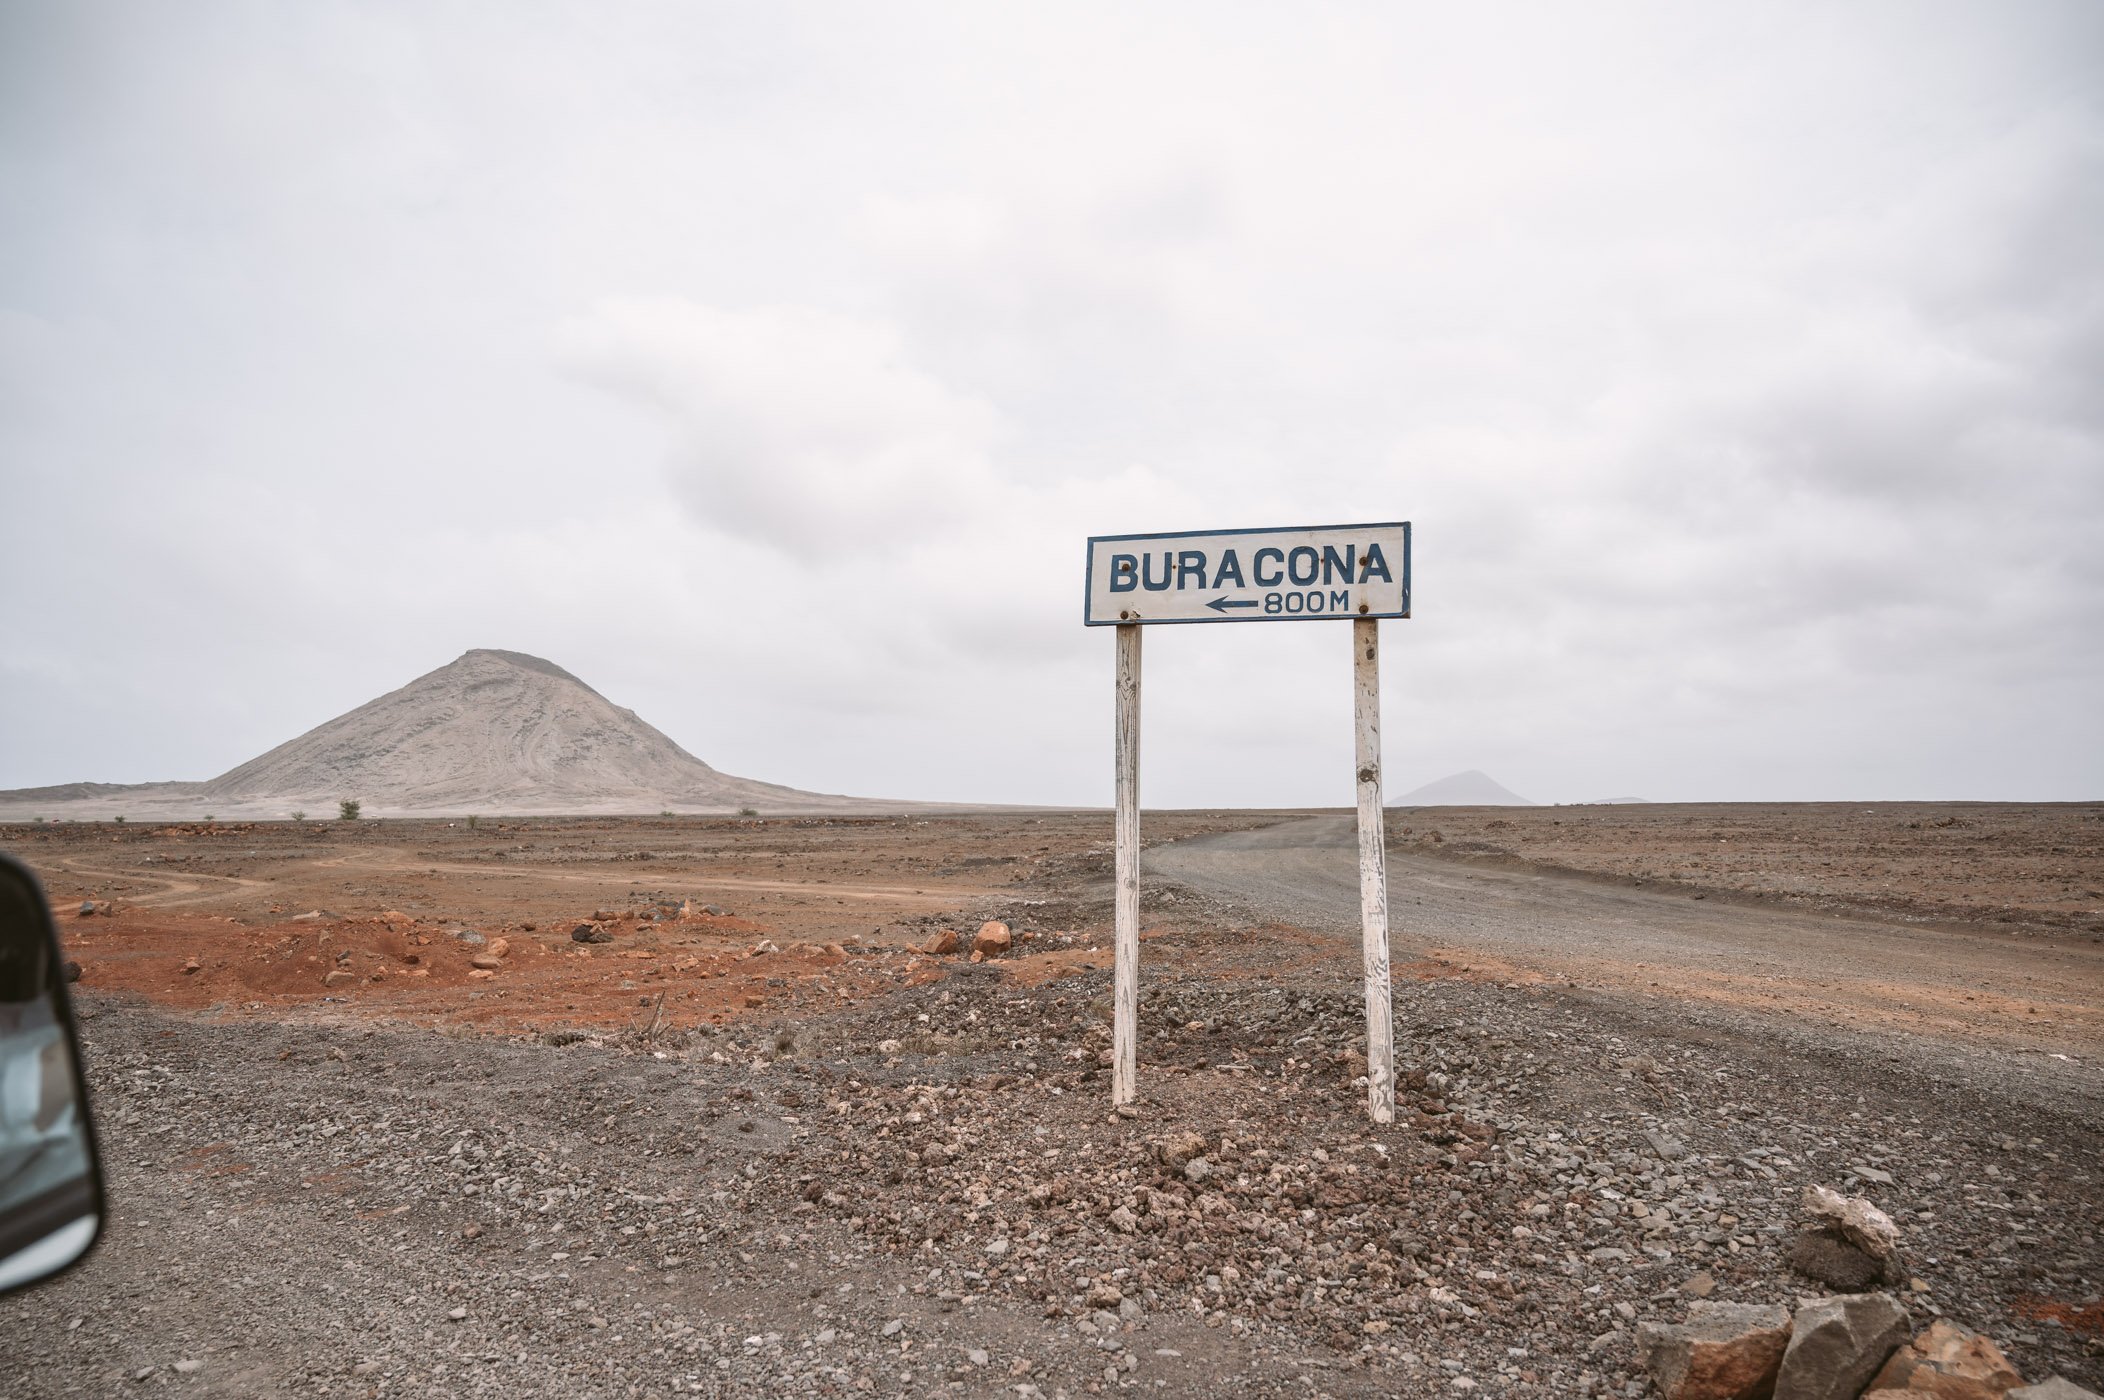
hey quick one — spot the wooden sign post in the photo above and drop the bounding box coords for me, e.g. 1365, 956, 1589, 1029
1085, 522, 1411, 1122
1111, 622, 1143, 1108
1352, 617, 1394, 1122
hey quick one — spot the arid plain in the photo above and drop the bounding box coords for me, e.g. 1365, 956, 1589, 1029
2, 802, 2100, 1398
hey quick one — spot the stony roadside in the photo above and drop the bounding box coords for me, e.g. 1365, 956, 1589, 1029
4, 920, 2099, 1398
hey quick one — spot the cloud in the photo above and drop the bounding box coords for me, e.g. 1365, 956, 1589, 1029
559, 293, 1211, 648
560, 299, 1006, 552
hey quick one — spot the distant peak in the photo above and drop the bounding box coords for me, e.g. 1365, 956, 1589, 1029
1394, 769, 1536, 806
458, 649, 592, 689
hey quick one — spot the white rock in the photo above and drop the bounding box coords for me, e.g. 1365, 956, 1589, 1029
1803, 1184, 1900, 1259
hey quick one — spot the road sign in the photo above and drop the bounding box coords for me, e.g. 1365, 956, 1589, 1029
1090, 519, 1411, 1124
1084, 522, 1410, 626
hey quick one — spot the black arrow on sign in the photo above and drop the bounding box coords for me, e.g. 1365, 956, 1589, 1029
1206, 597, 1259, 612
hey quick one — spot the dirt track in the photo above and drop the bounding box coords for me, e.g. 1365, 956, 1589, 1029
1149, 815, 2104, 1071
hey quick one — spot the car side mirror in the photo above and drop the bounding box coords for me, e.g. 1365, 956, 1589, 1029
0, 852, 104, 1295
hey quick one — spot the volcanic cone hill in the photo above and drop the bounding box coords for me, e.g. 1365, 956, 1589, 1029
0, 649, 865, 819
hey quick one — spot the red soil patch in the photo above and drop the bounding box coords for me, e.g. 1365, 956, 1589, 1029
2015, 1293, 2104, 1338
59, 904, 944, 1034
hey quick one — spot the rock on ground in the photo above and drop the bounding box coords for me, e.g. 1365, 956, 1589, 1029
1803, 1184, 1901, 1260
1869, 1318, 2027, 1398
1639, 1300, 1793, 1400
2009, 1381, 2104, 1400
1788, 1228, 1890, 1290
1775, 1292, 1909, 1400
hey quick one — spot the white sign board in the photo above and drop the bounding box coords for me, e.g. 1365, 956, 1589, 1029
1085, 522, 1411, 625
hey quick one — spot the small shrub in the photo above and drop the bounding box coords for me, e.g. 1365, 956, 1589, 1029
203, 814, 214, 823
466, 814, 479, 830
290, 810, 305, 823
112, 815, 125, 825
659, 810, 674, 818
33, 816, 45, 824
738, 807, 759, 818
338, 799, 362, 821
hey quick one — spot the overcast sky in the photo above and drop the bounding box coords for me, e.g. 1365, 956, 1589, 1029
3, 1, 2099, 807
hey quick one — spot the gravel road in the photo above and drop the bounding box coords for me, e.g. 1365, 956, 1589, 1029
1148, 815, 2104, 1085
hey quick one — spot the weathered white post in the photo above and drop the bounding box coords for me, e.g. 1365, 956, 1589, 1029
1111, 622, 1143, 1110
1353, 617, 1396, 1123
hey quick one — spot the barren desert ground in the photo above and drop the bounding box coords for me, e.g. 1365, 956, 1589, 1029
2, 803, 2100, 1398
